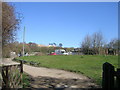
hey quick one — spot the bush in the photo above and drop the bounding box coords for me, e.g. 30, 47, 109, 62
35, 52, 47, 56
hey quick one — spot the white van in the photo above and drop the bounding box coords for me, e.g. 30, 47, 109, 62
55, 49, 68, 55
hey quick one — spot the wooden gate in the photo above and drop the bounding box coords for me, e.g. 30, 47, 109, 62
2, 61, 23, 88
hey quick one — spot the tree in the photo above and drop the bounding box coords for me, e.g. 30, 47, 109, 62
92, 32, 104, 54
82, 34, 91, 48
81, 34, 92, 54
59, 43, 63, 48
81, 32, 105, 55
2, 2, 21, 45
28, 42, 39, 52
49, 43, 56, 47
40, 47, 48, 54
107, 38, 120, 55
2, 2, 22, 57
53, 43, 56, 46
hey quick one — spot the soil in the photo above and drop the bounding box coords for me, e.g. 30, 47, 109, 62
27, 75, 100, 89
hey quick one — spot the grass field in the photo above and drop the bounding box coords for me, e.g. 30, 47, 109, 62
17, 55, 118, 85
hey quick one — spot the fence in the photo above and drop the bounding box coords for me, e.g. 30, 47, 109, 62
2, 61, 23, 88
102, 62, 120, 90
13, 58, 40, 66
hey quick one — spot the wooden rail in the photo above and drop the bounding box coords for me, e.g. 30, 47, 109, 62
2, 60, 23, 88
13, 58, 40, 66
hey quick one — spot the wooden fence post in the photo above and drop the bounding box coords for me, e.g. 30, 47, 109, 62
5, 67, 9, 88
20, 61, 23, 73
20, 61, 23, 86
116, 68, 120, 90
102, 62, 115, 90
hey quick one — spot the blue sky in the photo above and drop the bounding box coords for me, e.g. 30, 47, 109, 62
13, 2, 118, 48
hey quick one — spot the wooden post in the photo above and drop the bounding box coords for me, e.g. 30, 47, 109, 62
5, 67, 9, 88
20, 61, 23, 73
102, 62, 115, 90
116, 68, 120, 90
20, 61, 23, 87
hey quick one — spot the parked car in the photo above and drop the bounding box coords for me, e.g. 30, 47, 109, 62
49, 52, 56, 55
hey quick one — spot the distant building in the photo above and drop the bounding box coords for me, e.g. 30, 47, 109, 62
48, 45, 56, 47
37, 44, 48, 47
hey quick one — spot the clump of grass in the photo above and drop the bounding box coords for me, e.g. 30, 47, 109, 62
22, 73, 30, 88
80, 55, 84, 58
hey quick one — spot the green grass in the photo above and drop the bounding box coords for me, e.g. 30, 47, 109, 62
17, 55, 118, 85
22, 73, 30, 88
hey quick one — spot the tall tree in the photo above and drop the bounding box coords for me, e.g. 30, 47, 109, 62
2, 2, 21, 44
92, 32, 104, 54
107, 38, 120, 55
2, 2, 21, 57
81, 34, 92, 54
81, 32, 105, 55
59, 43, 63, 48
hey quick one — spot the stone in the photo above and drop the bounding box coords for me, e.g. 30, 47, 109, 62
70, 85, 78, 88
56, 84, 61, 88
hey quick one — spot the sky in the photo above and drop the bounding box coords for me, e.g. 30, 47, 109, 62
12, 2, 118, 48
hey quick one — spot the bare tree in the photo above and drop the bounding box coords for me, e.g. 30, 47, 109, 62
92, 32, 104, 54
2, 2, 22, 57
107, 38, 120, 55
82, 34, 91, 48
81, 32, 105, 55
81, 34, 92, 54
2, 2, 22, 44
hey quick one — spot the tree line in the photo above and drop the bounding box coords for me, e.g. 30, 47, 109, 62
81, 32, 119, 55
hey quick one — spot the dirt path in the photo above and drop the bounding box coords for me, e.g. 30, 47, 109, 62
3, 58, 100, 89
24, 65, 100, 89
24, 64, 88, 79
